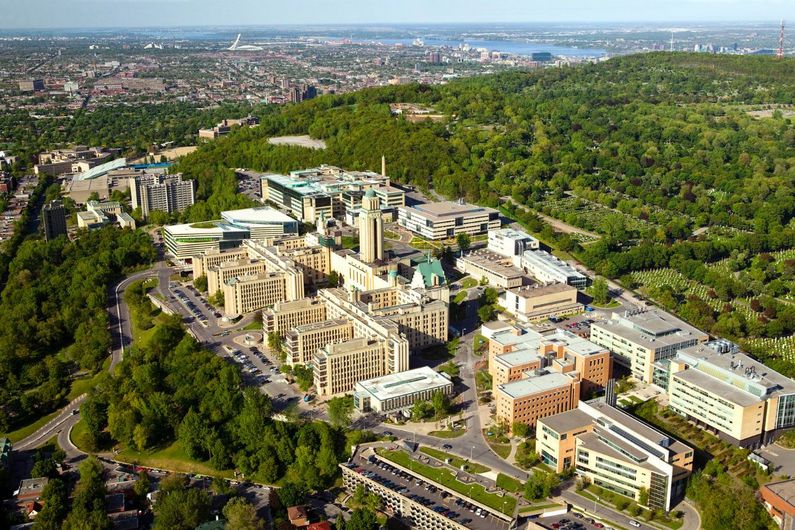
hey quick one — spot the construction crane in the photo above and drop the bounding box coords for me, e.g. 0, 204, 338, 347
777, 19, 785, 59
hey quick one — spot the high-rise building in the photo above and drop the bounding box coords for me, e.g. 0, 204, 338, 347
358, 190, 383, 263
129, 174, 195, 219
42, 200, 67, 241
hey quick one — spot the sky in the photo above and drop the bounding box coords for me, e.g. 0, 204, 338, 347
3, 0, 795, 29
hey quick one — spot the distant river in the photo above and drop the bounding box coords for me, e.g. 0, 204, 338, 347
349, 37, 607, 58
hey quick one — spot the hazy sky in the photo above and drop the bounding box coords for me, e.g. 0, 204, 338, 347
4, 0, 795, 29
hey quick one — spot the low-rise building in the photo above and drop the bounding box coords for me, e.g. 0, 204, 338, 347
76, 200, 136, 230
519, 250, 587, 289
665, 341, 795, 448
455, 249, 526, 289
262, 298, 327, 335
353, 366, 453, 414
590, 309, 709, 383
494, 371, 581, 430
501, 282, 582, 322
536, 400, 693, 511
487, 227, 539, 257
398, 201, 500, 240
760, 479, 795, 529
314, 337, 389, 396
285, 319, 353, 366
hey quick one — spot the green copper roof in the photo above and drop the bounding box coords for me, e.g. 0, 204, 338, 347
416, 258, 447, 287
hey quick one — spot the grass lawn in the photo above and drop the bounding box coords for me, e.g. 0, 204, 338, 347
496, 473, 524, 493
115, 441, 235, 479
488, 442, 512, 459
420, 447, 490, 474
67, 370, 106, 401
519, 503, 563, 514
453, 291, 467, 305
342, 236, 358, 250
384, 229, 400, 240
428, 429, 466, 439
1, 410, 60, 443
460, 277, 478, 289
378, 449, 516, 515
243, 320, 262, 331
473, 334, 487, 356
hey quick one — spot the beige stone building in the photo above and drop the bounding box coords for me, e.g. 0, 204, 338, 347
222, 272, 290, 315
536, 401, 693, 511
263, 298, 327, 335
192, 248, 248, 279
208, 259, 267, 296
285, 319, 353, 366
501, 282, 582, 322
455, 250, 526, 289
314, 337, 389, 396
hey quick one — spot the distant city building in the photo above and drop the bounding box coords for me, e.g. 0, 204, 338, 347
129, 173, 195, 219
19, 79, 45, 92
536, 400, 693, 511
354, 366, 453, 414
590, 309, 709, 383
398, 200, 500, 240
42, 200, 67, 241
0, 151, 18, 170
35, 146, 122, 177
198, 116, 259, 140
519, 250, 587, 289
531, 52, 554, 62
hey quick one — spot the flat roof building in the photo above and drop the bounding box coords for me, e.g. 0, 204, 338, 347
665, 341, 795, 448
455, 249, 526, 289
760, 479, 795, 529
314, 337, 388, 397
536, 400, 693, 511
495, 371, 580, 429
130, 173, 195, 219
488, 228, 539, 257
42, 200, 67, 241
354, 366, 453, 414
221, 207, 299, 239
285, 318, 353, 366
398, 201, 500, 240
501, 282, 582, 323
590, 309, 709, 383
519, 250, 587, 289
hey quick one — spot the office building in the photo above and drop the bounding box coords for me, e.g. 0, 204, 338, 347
285, 319, 353, 366
374, 185, 406, 208
314, 337, 389, 396
501, 282, 582, 323
76, 200, 136, 230
198, 116, 259, 140
487, 228, 539, 257
261, 165, 395, 223
222, 272, 293, 316
398, 201, 500, 240
221, 207, 299, 239
354, 366, 453, 414
207, 259, 267, 295
129, 173, 195, 218
19, 79, 45, 92
263, 298, 328, 335
590, 309, 708, 383
759, 479, 795, 529
519, 250, 587, 289
42, 200, 67, 241
536, 400, 693, 511
664, 341, 795, 448
455, 249, 526, 289
494, 371, 581, 429
359, 190, 384, 263
191, 248, 249, 278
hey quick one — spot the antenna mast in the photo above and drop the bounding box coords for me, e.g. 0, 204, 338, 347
670, 32, 674, 52
777, 20, 785, 59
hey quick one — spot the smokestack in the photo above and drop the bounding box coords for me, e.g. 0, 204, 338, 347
381, 155, 386, 177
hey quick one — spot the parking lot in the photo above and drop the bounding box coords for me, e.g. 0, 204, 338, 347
535, 512, 626, 530
350, 451, 510, 530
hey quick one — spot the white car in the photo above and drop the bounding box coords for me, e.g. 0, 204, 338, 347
629, 521, 641, 528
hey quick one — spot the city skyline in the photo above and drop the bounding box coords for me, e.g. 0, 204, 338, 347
4, 0, 795, 29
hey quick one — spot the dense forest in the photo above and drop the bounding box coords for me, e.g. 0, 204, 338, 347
0, 228, 155, 432
173, 52, 795, 364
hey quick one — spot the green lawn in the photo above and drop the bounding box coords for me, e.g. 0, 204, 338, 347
115, 441, 235, 479
342, 236, 358, 250
460, 277, 479, 289
1, 410, 60, 443
453, 291, 467, 305
473, 334, 488, 356
384, 229, 400, 240
378, 449, 516, 515
428, 429, 466, 439
67, 370, 106, 401
488, 442, 512, 459
496, 473, 524, 493
519, 503, 563, 514
243, 320, 262, 331
420, 447, 490, 474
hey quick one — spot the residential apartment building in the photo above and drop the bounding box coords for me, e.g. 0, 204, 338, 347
590, 309, 709, 383
354, 367, 454, 414
222, 272, 291, 316
129, 173, 195, 218
537, 401, 693, 511
487, 228, 539, 257
455, 250, 526, 289
519, 250, 587, 289
42, 200, 67, 241
398, 200, 500, 240
501, 282, 582, 323
284, 319, 353, 366
262, 298, 327, 335
313, 337, 388, 396
664, 341, 795, 448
